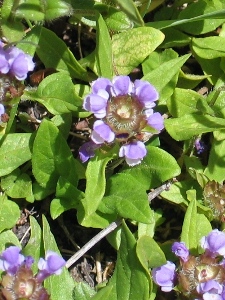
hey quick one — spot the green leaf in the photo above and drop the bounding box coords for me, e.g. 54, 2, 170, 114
73, 282, 96, 300
192, 37, 225, 59
93, 221, 150, 299
121, 146, 181, 189
204, 130, 225, 182
196, 214, 212, 249
165, 113, 225, 141
142, 48, 178, 75
143, 54, 191, 104
167, 88, 202, 117
1, 169, 34, 202
77, 149, 116, 226
0, 230, 20, 251
23, 216, 42, 273
0, 195, 20, 233
177, 0, 225, 35
42, 0, 72, 20
32, 119, 79, 191
181, 190, 198, 251
15, 1, 44, 21
146, 8, 225, 30
50, 176, 84, 219
177, 71, 210, 89
160, 28, 190, 48
136, 236, 166, 269
36, 27, 89, 81
104, 8, 132, 32
96, 14, 113, 78
1, 0, 24, 42
23, 73, 81, 115
100, 173, 153, 223
42, 216, 75, 300
115, 0, 144, 26
0, 133, 32, 176
112, 27, 164, 75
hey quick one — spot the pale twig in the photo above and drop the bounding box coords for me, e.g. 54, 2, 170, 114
148, 178, 176, 202
20, 226, 31, 244
65, 219, 122, 268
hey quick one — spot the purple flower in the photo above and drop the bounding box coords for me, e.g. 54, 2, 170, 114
119, 141, 147, 166
152, 261, 176, 292
82, 76, 163, 166
0, 43, 34, 80
0, 246, 25, 275
36, 251, 65, 282
195, 138, 206, 154
201, 229, 225, 257
6, 47, 34, 80
171, 242, 189, 262
196, 280, 223, 300
91, 120, 115, 144
79, 141, 101, 162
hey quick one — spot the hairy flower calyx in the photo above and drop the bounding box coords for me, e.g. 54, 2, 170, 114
106, 95, 146, 137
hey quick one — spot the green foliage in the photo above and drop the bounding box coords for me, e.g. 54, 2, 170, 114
1, 0, 225, 299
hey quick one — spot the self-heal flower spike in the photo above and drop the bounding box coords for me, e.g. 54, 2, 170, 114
81, 76, 164, 166
0, 246, 25, 275
36, 251, 66, 283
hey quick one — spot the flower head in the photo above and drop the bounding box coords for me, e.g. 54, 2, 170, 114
172, 242, 189, 262
36, 251, 66, 282
152, 261, 176, 292
81, 76, 164, 166
0, 246, 25, 275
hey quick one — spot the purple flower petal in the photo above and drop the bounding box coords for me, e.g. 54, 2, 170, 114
171, 242, 189, 262
37, 251, 65, 282
111, 76, 133, 96
0, 246, 25, 275
91, 120, 115, 144
83, 90, 109, 118
201, 229, 225, 257
6, 47, 34, 80
197, 280, 223, 297
152, 261, 176, 292
147, 112, 164, 131
134, 79, 158, 108
79, 141, 101, 162
119, 141, 147, 166
92, 78, 112, 94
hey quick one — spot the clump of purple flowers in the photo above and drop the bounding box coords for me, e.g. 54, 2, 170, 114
79, 76, 164, 166
152, 229, 225, 299
0, 41, 34, 81
0, 246, 65, 300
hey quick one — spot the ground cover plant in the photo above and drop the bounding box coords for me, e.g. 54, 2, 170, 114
1, 0, 225, 299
